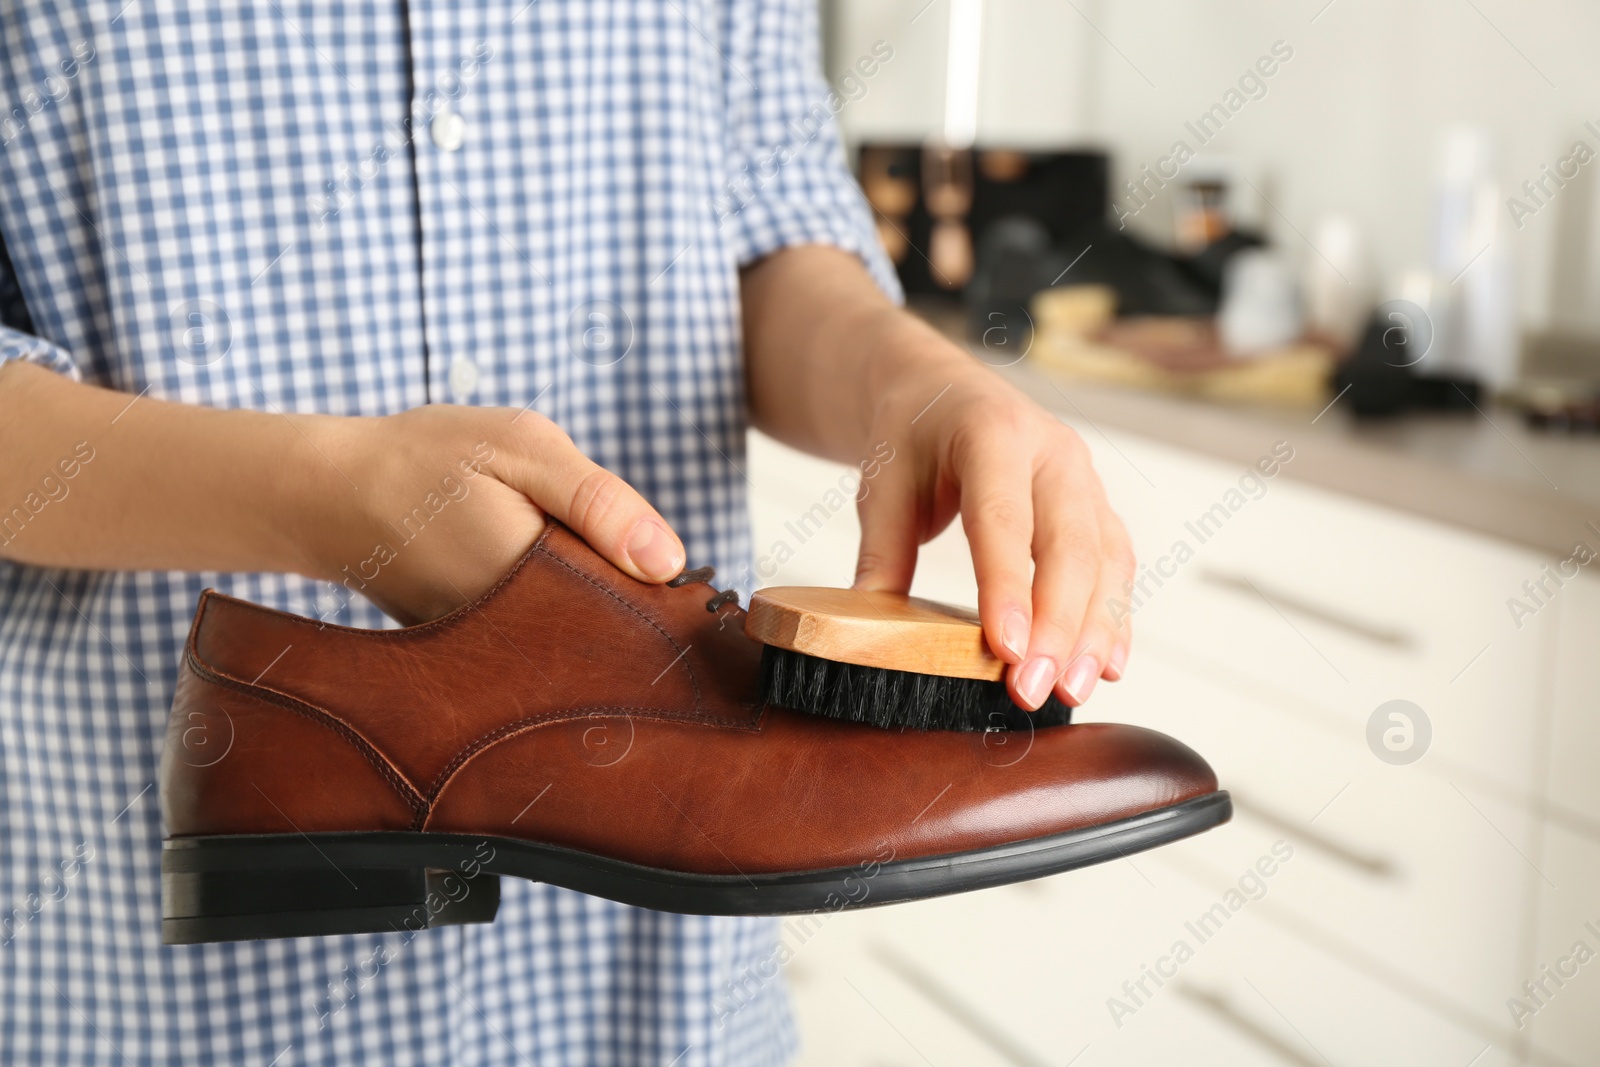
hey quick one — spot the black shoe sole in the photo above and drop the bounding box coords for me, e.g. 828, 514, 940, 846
161, 791, 1231, 944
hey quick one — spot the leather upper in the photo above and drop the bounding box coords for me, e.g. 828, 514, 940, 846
160, 523, 1219, 875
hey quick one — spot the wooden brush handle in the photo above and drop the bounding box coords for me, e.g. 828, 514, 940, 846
745, 587, 1004, 682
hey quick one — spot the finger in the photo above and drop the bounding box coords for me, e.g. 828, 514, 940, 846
1096, 511, 1136, 683
492, 415, 684, 582
1103, 632, 1132, 682
1009, 456, 1100, 710
852, 461, 920, 594
1100, 547, 1139, 681
957, 439, 1036, 666
1054, 509, 1135, 704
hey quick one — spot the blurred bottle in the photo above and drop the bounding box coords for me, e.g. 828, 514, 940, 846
923, 143, 975, 289
860, 146, 918, 266
1396, 267, 1443, 368
1174, 158, 1237, 255
1430, 126, 1519, 388
1304, 214, 1371, 353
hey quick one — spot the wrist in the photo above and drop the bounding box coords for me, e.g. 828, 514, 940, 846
273, 412, 374, 585
857, 310, 992, 437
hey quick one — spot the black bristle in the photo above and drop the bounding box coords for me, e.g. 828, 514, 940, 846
758, 646, 1074, 732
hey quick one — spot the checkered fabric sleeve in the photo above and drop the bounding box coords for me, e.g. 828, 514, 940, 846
0, 251, 77, 377
0, 324, 76, 377
718, 0, 904, 303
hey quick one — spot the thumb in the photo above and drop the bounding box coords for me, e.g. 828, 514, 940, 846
852, 464, 919, 593
494, 416, 685, 583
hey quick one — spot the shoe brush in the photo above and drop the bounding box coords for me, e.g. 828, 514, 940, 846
744, 588, 1073, 732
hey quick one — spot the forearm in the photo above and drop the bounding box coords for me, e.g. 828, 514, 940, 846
741, 244, 980, 463
0, 360, 337, 577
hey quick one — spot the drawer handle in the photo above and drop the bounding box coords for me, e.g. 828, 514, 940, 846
1233, 794, 1398, 879
1176, 983, 1330, 1067
870, 942, 1054, 1067
1201, 569, 1417, 651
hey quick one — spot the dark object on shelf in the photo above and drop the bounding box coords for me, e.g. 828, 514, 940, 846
968, 149, 1108, 258
1513, 334, 1600, 432
1411, 374, 1483, 411
858, 143, 1108, 296
1521, 397, 1600, 433
965, 217, 1051, 360
1177, 229, 1269, 298
1335, 310, 1483, 418
860, 144, 1274, 341
1047, 222, 1224, 317
859, 145, 920, 269
923, 144, 976, 290
967, 220, 1225, 347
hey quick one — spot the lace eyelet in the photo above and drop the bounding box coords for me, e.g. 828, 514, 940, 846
667, 565, 740, 612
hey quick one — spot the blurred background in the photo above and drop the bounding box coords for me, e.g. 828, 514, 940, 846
742, 1, 1600, 1064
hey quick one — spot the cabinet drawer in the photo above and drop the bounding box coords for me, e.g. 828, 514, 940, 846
844, 838, 1518, 1066
1177, 911, 1521, 1067
1072, 426, 1551, 798
786, 917, 1024, 1067
1529, 824, 1600, 1065
1547, 575, 1600, 827
853, 863, 1319, 1066
1083, 650, 1535, 1029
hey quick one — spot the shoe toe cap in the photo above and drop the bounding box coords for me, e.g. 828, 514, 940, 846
928, 721, 1222, 854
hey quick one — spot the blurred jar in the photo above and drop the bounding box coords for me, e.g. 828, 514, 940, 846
1220, 249, 1304, 356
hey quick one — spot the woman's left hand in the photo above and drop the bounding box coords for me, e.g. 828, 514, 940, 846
851, 335, 1136, 712
740, 245, 1135, 712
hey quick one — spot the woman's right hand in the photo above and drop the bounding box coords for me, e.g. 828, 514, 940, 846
0, 362, 683, 624
304, 404, 687, 624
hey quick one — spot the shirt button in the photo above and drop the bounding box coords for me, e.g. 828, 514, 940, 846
431, 110, 466, 151
449, 355, 480, 400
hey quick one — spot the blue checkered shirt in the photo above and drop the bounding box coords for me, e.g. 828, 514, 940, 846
0, 1, 896, 1063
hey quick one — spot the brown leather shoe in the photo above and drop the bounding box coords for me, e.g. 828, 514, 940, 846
159, 523, 1229, 944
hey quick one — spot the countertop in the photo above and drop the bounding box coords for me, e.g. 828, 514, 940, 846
915, 305, 1600, 558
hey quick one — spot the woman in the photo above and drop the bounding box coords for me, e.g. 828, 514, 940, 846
0, 1, 1131, 1063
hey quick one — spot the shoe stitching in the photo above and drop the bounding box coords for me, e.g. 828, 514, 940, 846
193, 525, 706, 713
534, 544, 704, 711
418, 705, 762, 830
191, 521, 559, 641
180, 522, 769, 827
185, 650, 428, 813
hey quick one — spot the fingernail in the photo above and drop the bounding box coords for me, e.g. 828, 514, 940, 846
626, 521, 683, 582
1104, 643, 1129, 681
1001, 610, 1029, 660
1062, 653, 1100, 706
1016, 656, 1058, 709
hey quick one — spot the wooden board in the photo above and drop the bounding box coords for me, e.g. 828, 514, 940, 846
745, 587, 1004, 681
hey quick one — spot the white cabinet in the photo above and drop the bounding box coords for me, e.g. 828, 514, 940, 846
1088, 650, 1536, 1030
785, 848, 1523, 1067
1087, 430, 1553, 802
784, 864, 1333, 1067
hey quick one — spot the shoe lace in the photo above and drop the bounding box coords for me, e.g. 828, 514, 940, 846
667, 566, 741, 613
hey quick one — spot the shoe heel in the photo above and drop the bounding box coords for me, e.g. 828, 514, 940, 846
162, 835, 500, 945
